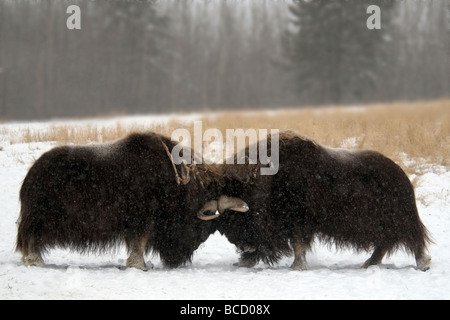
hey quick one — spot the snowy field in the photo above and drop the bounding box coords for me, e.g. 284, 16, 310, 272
0, 116, 449, 300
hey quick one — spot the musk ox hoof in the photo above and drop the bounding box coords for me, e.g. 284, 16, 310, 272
361, 260, 379, 269
126, 264, 149, 272
143, 261, 154, 271
23, 254, 45, 267
291, 262, 308, 271
416, 255, 431, 272
126, 258, 153, 271
130, 262, 153, 272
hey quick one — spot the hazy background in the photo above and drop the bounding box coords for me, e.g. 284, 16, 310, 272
0, 0, 448, 120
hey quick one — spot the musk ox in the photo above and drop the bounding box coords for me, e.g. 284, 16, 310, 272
16, 132, 248, 270
201, 131, 432, 271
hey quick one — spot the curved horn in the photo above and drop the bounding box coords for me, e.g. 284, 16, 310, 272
197, 196, 249, 221
218, 195, 249, 214
197, 200, 219, 221
161, 140, 190, 185
180, 162, 191, 185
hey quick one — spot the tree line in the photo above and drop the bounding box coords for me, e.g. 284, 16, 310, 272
0, 0, 448, 120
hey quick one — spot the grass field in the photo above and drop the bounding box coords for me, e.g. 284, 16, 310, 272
1, 99, 449, 174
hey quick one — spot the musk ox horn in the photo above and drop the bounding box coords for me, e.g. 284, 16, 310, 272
197, 200, 219, 221
161, 139, 192, 186
180, 162, 191, 185
217, 195, 249, 213
197, 196, 249, 221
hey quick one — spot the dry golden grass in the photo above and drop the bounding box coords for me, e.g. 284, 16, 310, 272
198, 99, 450, 173
5, 99, 450, 174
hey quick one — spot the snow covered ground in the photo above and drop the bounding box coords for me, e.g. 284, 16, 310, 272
0, 116, 449, 300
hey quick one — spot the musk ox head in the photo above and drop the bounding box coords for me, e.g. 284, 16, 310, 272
153, 141, 251, 268
193, 132, 289, 265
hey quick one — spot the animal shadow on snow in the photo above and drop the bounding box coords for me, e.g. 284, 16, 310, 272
16, 257, 420, 272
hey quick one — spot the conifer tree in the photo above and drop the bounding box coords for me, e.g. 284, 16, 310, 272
282, 0, 396, 105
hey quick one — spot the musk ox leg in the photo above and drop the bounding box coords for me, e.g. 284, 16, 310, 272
414, 248, 431, 272
234, 251, 259, 268
21, 238, 45, 267
291, 242, 309, 271
126, 237, 152, 271
23, 252, 44, 267
362, 247, 387, 269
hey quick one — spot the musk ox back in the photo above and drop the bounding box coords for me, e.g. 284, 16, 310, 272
16, 132, 244, 270
212, 131, 432, 271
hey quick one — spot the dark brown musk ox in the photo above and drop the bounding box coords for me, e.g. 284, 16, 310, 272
200, 131, 432, 271
16, 132, 248, 270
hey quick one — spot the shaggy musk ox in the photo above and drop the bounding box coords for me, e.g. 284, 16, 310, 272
16, 132, 248, 270
204, 131, 432, 271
